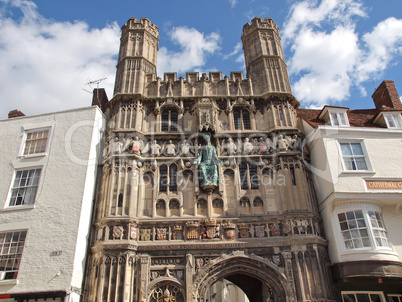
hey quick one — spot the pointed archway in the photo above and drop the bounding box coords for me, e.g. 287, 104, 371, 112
193, 251, 292, 302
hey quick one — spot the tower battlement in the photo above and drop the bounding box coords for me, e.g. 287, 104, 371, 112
122, 17, 159, 37
161, 71, 244, 83
242, 17, 279, 36
114, 17, 291, 98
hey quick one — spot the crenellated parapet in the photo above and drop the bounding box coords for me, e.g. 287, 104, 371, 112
143, 70, 293, 99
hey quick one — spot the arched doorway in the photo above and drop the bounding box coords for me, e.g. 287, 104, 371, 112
194, 252, 289, 302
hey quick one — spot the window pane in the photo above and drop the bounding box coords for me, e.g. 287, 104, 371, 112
386, 115, 396, 127
343, 294, 356, 302
170, 110, 178, 132
331, 113, 339, 126
239, 163, 248, 190
234, 110, 241, 130
338, 213, 346, 222
355, 158, 368, 170
356, 294, 370, 302
355, 210, 363, 219
249, 164, 258, 189
242, 110, 251, 130
341, 143, 352, 155
161, 111, 169, 132
339, 113, 348, 125
346, 211, 355, 220
169, 164, 177, 192
340, 222, 348, 231
159, 165, 168, 192
344, 158, 356, 170
351, 143, 364, 155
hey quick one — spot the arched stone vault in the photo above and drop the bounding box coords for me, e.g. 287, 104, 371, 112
193, 252, 290, 302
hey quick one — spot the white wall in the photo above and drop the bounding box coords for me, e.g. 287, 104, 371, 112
307, 126, 402, 264
0, 107, 105, 295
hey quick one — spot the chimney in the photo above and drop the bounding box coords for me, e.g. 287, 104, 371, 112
92, 88, 109, 113
8, 109, 25, 119
372, 80, 402, 110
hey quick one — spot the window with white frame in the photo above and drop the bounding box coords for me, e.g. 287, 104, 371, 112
329, 110, 349, 126
0, 230, 27, 280
9, 168, 41, 206
384, 113, 402, 129
342, 292, 385, 302
337, 209, 390, 251
23, 129, 49, 155
340, 142, 369, 171
388, 295, 402, 302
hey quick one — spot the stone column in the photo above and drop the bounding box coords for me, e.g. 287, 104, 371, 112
186, 254, 195, 302
139, 255, 150, 302
283, 251, 297, 302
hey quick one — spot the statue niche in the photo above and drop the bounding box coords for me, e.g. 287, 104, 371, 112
193, 134, 222, 192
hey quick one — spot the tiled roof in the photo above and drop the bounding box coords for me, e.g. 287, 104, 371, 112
296, 108, 396, 129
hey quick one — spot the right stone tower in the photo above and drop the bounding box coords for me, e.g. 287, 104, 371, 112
242, 17, 292, 94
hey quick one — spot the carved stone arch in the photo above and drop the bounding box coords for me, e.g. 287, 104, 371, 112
160, 103, 183, 114
223, 168, 235, 175
193, 252, 289, 302
148, 278, 185, 302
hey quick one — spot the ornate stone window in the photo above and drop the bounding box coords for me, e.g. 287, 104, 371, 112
159, 164, 178, 192
253, 197, 263, 207
150, 283, 184, 302
161, 109, 178, 132
239, 162, 259, 190
9, 168, 41, 206
290, 166, 296, 186
233, 109, 251, 130
156, 199, 166, 216
169, 199, 180, 216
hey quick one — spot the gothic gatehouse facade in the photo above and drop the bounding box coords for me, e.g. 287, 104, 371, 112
83, 17, 335, 302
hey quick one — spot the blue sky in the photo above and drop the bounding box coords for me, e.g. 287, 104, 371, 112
0, 0, 401, 117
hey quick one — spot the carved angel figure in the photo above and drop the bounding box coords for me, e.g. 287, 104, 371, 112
163, 140, 177, 156
277, 135, 288, 151
108, 137, 123, 155
243, 138, 254, 154
145, 140, 161, 156
122, 136, 145, 154
221, 138, 237, 155
179, 139, 194, 156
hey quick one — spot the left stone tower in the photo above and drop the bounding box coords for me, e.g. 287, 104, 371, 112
113, 18, 159, 95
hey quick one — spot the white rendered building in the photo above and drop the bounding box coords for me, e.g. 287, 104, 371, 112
0, 105, 105, 301
298, 80, 402, 301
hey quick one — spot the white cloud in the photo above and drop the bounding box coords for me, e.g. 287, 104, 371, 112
224, 42, 242, 60
283, 0, 402, 106
158, 27, 221, 75
356, 17, 402, 83
283, 0, 366, 41
228, 0, 237, 8
0, 0, 120, 118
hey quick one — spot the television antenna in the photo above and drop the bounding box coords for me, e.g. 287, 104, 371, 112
82, 77, 107, 98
